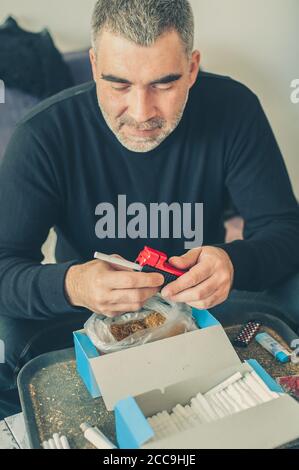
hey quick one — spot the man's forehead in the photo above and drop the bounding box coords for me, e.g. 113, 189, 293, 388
95, 28, 187, 80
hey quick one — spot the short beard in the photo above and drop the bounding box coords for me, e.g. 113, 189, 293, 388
97, 93, 189, 153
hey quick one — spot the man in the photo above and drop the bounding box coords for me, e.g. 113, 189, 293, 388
0, 0, 299, 419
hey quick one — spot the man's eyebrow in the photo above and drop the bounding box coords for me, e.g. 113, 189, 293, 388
149, 74, 182, 85
101, 74, 131, 84
100, 73, 182, 85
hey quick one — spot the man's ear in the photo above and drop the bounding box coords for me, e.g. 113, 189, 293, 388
189, 50, 201, 88
89, 48, 97, 82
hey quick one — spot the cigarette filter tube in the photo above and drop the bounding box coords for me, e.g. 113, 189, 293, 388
205, 372, 243, 396
80, 423, 116, 449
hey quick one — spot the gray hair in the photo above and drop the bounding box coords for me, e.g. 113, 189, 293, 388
91, 0, 194, 57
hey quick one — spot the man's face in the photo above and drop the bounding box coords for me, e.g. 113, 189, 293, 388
90, 29, 200, 152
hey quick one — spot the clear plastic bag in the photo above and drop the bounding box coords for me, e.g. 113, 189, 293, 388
84, 294, 197, 354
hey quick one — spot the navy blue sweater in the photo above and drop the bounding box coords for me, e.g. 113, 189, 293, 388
0, 72, 299, 320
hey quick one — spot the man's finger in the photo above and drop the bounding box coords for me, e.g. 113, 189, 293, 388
108, 287, 161, 305
188, 288, 224, 310
168, 274, 217, 304
168, 247, 202, 270
161, 261, 212, 297
105, 270, 165, 289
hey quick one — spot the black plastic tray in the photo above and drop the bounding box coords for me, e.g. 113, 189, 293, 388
17, 312, 299, 449
17, 348, 116, 449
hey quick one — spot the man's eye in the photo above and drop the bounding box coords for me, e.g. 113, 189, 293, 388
153, 83, 173, 90
112, 85, 130, 91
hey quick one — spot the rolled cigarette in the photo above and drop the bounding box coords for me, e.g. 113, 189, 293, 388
193, 397, 213, 422
153, 426, 164, 439
160, 411, 180, 434
241, 376, 264, 404
60, 435, 71, 449
147, 417, 154, 426
48, 438, 56, 449
205, 372, 243, 396
223, 388, 242, 413
202, 395, 222, 420
154, 414, 165, 427
245, 373, 274, 402
218, 390, 237, 414
173, 407, 189, 430
53, 433, 63, 449
169, 418, 181, 433
191, 399, 210, 423
159, 411, 176, 435
233, 382, 253, 408
226, 385, 247, 411
154, 413, 166, 438
170, 411, 186, 431
147, 417, 160, 436
148, 416, 157, 426
211, 393, 231, 417
160, 411, 171, 420
185, 405, 201, 425
158, 426, 169, 438
237, 381, 258, 407
148, 419, 163, 441
217, 391, 234, 414
149, 416, 164, 437
173, 404, 190, 422
248, 371, 279, 399
80, 423, 116, 449
206, 395, 226, 419
195, 393, 218, 421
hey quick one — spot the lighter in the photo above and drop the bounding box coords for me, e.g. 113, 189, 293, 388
94, 246, 186, 288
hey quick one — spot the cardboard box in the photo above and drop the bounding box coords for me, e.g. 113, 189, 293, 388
73, 308, 219, 400
73, 308, 299, 449
115, 360, 299, 449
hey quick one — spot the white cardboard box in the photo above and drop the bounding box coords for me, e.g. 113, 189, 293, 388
74, 310, 299, 449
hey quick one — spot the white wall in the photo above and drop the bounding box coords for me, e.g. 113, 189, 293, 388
1, 0, 298, 196
192, 0, 299, 198
0, 0, 95, 52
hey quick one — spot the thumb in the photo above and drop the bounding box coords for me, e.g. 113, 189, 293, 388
168, 247, 202, 270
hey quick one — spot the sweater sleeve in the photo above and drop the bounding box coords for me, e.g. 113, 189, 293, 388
0, 122, 87, 319
215, 93, 299, 291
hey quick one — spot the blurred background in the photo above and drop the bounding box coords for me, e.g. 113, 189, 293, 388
0, 0, 298, 197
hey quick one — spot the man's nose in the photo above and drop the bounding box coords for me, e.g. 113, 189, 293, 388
127, 88, 156, 124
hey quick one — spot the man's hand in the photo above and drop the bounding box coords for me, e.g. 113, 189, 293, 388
160, 246, 234, 310
65, 256, 164, 317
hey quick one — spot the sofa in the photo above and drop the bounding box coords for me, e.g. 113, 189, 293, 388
0, 50, 93, 163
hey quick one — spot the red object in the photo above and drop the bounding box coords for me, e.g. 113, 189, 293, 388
277, 376, 299, 400
135, 246, 186, 277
